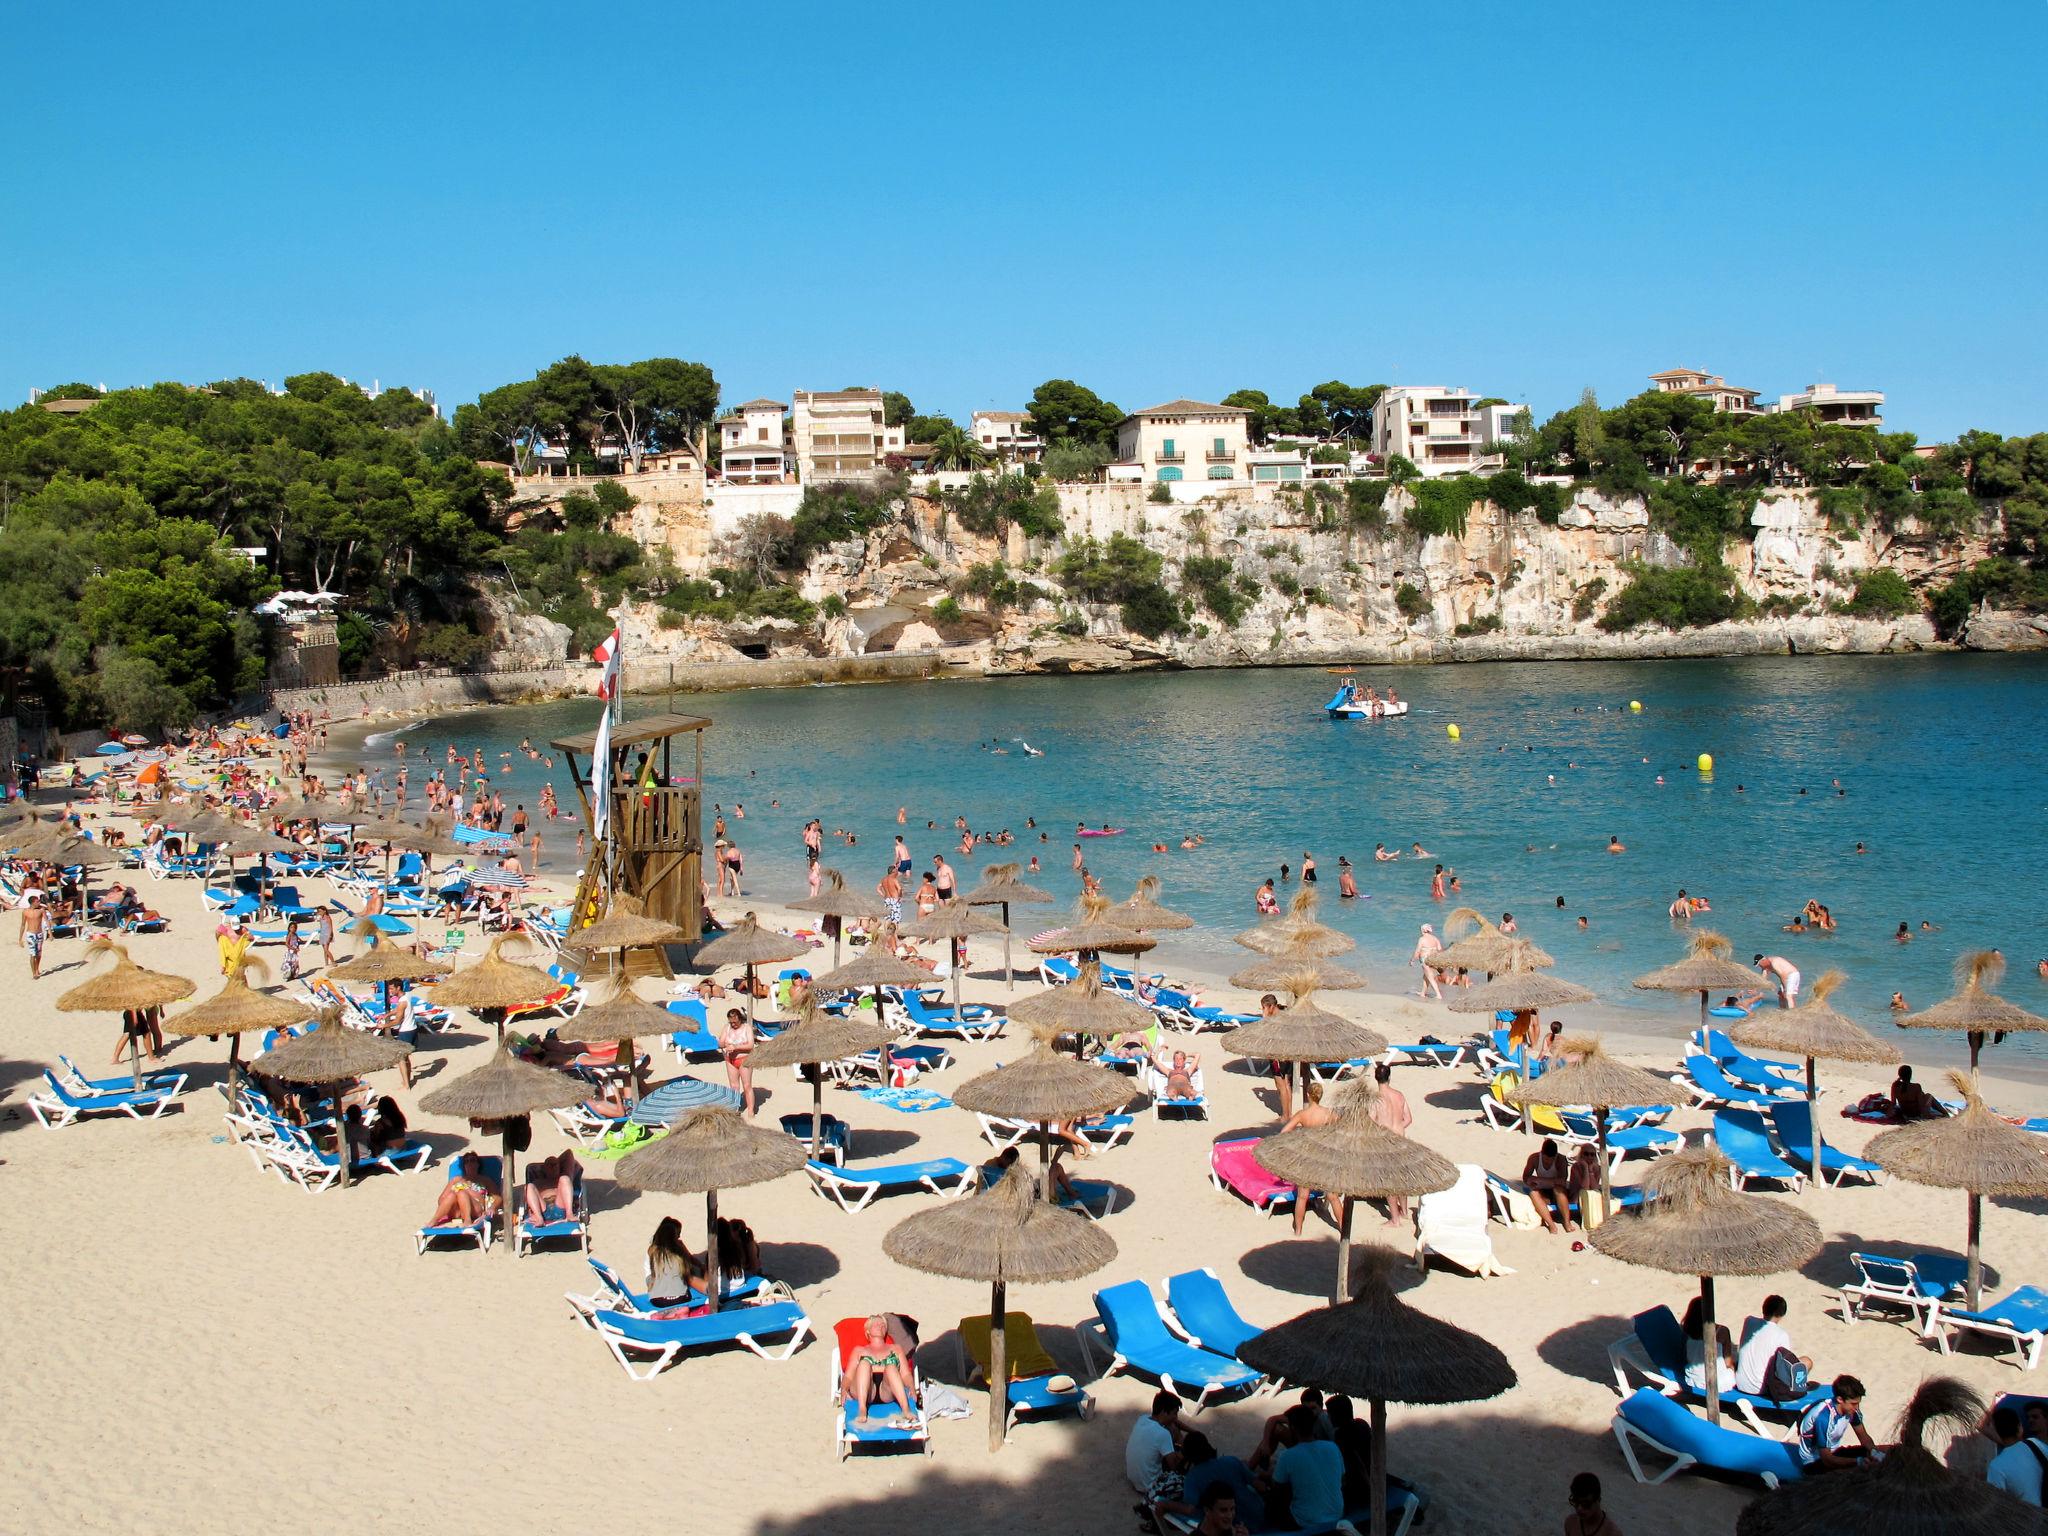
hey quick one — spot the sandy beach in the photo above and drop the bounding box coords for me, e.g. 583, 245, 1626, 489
3, 823, 2042, 1536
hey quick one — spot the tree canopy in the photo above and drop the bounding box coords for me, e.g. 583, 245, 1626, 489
1026, 379, 1123, 448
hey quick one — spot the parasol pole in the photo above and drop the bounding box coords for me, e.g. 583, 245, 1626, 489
808, 1064, 826, 1160
1699, 1274, 1721, 1424
989, 1275, 1009, 1452
1332, 1193, 1354, 1306
335, 1076, 353, 1189
1596, 1114, 1614, 1216
501, 1117, 517, 1259
1698, 988, 1709, 1032
1001, 899, 1013, 991
1967, 1192, 1983, 1313
1805, 1054, 1821, 1189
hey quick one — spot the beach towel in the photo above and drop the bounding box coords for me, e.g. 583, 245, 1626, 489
1418, 1164, 1517, 1275
920, 1382, 972, 1420
859, 1086, 953, 1114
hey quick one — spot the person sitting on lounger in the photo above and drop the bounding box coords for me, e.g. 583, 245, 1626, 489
1521, 1138, 1575, 1233
429, 1152, 501, 1228
713, 1215, 760, 1284
1795, 1375, 1877, 1470
843, 1313, 918, 1428
644, 1215, 706, 1307
522, 1149, 582, 1225
1890, 1065, 1946, 1120
1152, 1047, 1200, 1102
1681, 1294, 1735, 1394
1155, 1431, 1265, 1534
980, 1144, 1082, 1202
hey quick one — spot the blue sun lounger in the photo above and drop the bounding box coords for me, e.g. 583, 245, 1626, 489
1932, 1285, 2048, 1371
1765, 1100, 1882, 1187
56, 1055, 187, 1097
1691, 1029, 1803, 1090
28, 1069, 182, 1128
1078, 1280, 1267, 1411
1608, 1306, 1829, 1437
779, 1111, 852, 1163
516, 1173, 590, 1257
1712, 1109, 1808, 1191
568, 1257, 777, 1319
1165, 1268, 1263, 1360
1841, 1252, 1967, 1330
1681, 1057, 1800, 1112
899, 991, 1001, 1039
1383, 1040, 1470, 1069
663, 999, 721, 1057
416, 1156, 499, 1254
806, 1157, 974, 1212
589, 1302, 813, 1380
1612, 1388, 1807, 1487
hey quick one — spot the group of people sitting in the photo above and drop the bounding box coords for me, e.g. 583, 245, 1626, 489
421, 1141, 591, 1233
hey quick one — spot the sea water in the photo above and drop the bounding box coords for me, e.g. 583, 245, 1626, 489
355, 653, 2048, 1046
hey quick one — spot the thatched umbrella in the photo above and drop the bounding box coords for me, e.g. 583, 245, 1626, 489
1633, 929, 1768, 1030
904, 900, 1007, 1019
1590, 1148, 1822, 1424
56, 938, 197, 1090
695, 913, 804, 1023
787, 868, 884, 972
1431, 907, 1548, 977
255, 1019, 413, 1188
1897, 951, 2048, 1073
564, 908, 687, 985
614, 1105, 806, 1311
1239, 1250, 1517, 1536
163, 955, 315, 1092
1445, 941, 1595, 1018
885, 1169, 1115, 1450
559, 980, 681, 1111
328, 924, 452, 986
951, 1039, 1134, 1190
1729, 972, 1901, 1185
1228, 951, 1370, 993
1255, 1082, 1455, 1304
1026, 894, 1156, 959
965, 863, 1055, 989
419, 1043, 592, 1256
1110, 875, 1194, 933
1867, 1071, 2048, 1311
747, 1000, 896, 1155
811, 945, 937, 1036
1006, 960, 1155, 1043
1736, 1377, 2043, 1536
430, 934, 560, 1039
1504, 1033, 1691, 1209
1223, 976, 1387, 1113
1234, 888, 1356, 960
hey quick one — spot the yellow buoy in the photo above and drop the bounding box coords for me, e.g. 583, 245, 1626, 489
1697, 752, 1714, 772
1447, 724, 1461, 740
1629, 700, 1642, 713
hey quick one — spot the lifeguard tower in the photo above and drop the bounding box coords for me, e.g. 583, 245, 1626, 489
550, 712, 709, 969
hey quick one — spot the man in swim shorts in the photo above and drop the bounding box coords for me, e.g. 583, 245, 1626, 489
1754, 954, 1800, 1009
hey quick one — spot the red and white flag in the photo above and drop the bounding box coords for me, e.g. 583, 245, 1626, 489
593, 626, 621, 700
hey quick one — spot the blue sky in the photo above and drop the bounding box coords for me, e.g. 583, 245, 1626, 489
5, 2, 2044, 440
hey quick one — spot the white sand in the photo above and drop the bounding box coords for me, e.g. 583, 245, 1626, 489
2, 837, 2040, 1535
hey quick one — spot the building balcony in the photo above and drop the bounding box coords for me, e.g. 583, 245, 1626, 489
1206, 449, 1234, 462
1155, 450, 1185, 464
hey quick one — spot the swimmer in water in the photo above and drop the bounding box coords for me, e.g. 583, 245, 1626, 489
1855, 842, 1867, 854
1411, 843, 1431, 858
1607, 835, 1626, 854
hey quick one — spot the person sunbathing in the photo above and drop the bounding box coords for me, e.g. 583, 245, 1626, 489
1152, 1048, 1200, 1102
430, 1152, 501, 1228
980, 1144, 1080, 1202
522, 1150, 582, 1225
843, 1314, 918, 1428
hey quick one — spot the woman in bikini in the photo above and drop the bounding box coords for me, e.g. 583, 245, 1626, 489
842, 1314, 918, 1428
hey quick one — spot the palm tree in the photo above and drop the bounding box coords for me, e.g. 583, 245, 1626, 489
926, 425, 990, 471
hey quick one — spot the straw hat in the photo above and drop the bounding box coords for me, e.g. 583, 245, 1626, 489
1026, 894, 1156, 957
1109, 876, 1194, 933
417, 1042, 592, 1120
1589, 1148, 1822, 1276
1255, 1083, 1457, 1199
1632, 929, 1764, 998
1006, 964, 1155, 1038
1446, 944, 1595, 1015
963, 863, 1055, 908
1222, 980, 1386, 1064
695, 914, 805, 970
746, 1001, 896, 1070
613, 1105, 807, 1194
1866, 1072, 2048, 1198
56, 939, 196, 1013
1239, 1248, 1516, 1406
565, 911, 687, 954
562, 980, 684, 1044
327, 928, 452, 986
950, 1042, 1135, 1122
1730, 972, 1901, 1066
810, 948, 939, 992
787, 868, 886, 922
428, 935, 560, 1011
164, 957, 315, 1037
905, 900, 1009, 942
1897, 951, 2048, 1041
1229, 951, 1369, 993
1503, 1035, 1689, 1111
255, 1018, 413, 1084
1736, 1378, 2042, 1536
1234, 888, 1356, 959
883, 1167, 1116, 1285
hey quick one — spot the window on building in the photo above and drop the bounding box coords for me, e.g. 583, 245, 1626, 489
1213, 437, 1226, 456
1157, 466, 1183, 482
1207, 465, 1233, 480
1162, 437, 1176, 456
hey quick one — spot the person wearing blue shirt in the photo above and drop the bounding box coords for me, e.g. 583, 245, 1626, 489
1265, 1404, 1346, 1528
1796, 1375, 1877, 1470
1167, 1432, 1266, 1532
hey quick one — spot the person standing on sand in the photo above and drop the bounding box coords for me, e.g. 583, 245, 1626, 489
877, 866, 903, 924
1281, 1083, 1337, 1235
1412, 924, 1444, 999
1259, 993, 1293, 1122
1369, 1063, 1414, 1226
18, 891, 49, 980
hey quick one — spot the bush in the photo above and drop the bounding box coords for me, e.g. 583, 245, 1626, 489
1571, 577, 1608, 622
1147, 480, 1172, 505
1647, 481, 1747, 562
931, 597, 962, 623
1271, 570, 1301, 598
1453, 613, 1503, 637
1345, 479, 1391, 530
820, 594, 848, 619
959, 560, 1046, 608
414, 622, 489, 668
1394, 582, 1429, 620
1302, 585, 1329, 606
1597, 562, 1744, 632
787, 478, 900, 557
1041, 440, 1110, 483
1119, 583, 1184, 639
1182, 555, 1253, 627
1406, 478, 1481, 539
941, 476, 1063, 539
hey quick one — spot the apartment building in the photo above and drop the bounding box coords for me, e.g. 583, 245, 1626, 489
791, 388, 906, 482
1112, 399, 1250, 482
1369, 387, 1497, 478
1648, 367, 1763, 416
970, 409, 1044, 462
1768, 382, 1884, 430
718, 398, 792, 484
1475, 402, 1528, 451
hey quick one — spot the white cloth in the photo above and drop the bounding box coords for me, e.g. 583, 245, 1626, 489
1683, 1336, 1725, 1393
1416, 1164, 1515, 1276
1736, 1317, 1793, 1395
1126, 1415, 1174, 1494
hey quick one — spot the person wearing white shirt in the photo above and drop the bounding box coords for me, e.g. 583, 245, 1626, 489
1735, 1294, 1812, 1396
1986, 1406, 2047, 1506
1126, 1390, 1185, 1494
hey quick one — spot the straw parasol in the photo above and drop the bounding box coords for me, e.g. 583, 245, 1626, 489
885, 1168, 1115, 1451
21, 830, 122, 868
1446, 940, 1595, 1016
1431, 907, 1548, 977
1867, 1071, 2048, 1311
1633, 929, 1768, 1030
1239, 1251, 1517, 1536
1228, 950, 1370, 994
964, 863, 1056, 988
328, 925, 452, 987
810, 944, 938, 1030
747, 1000, 896, 1156
951, 1039, 1135, 1188
1006, 960, 1155, 1042
56, 938, 198, 1090
1256, 1082, 1456, 1305
1234, 887, 1356, 959
429, 934, 561, 1031
1729, 972, 1900, 1185
1110, 875, 1195, 933
1896, 951, 2048, 1073
1735, 1377, 2043, 1536
255, 1018, 413, 1188
905, 900, 1008, 1019
1222, 981, 1386, 1068
419, 1043, 592, 1257
1590, 1147, 1822, 1423
695, 913, 805, 1022
614, 1105, 806, 1311
163, 955, 316, 1092
1504, 1033, 1690, 1209
556, 980, 681, 1111
1026, 894, 1156, 958
787, 868, 884, 971
564, 910, 686, 985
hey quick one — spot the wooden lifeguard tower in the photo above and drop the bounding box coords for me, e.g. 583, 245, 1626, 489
550, 712, 709, 970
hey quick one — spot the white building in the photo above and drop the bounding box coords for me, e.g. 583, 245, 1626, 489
1369, 387, 1498, 478
970, 409, 1044, 462
1111, 399, 1251, 483
1475, 402, 1528, 452
717, 398, 792, 484
1767, 382, 1884, 430
791, 388, 906, 482
1648, 367, 1762, 416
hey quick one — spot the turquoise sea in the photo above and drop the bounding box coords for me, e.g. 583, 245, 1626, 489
362, 654, 2048, 1052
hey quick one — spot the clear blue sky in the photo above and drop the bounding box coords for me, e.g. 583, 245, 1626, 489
6, 2, 2044, 441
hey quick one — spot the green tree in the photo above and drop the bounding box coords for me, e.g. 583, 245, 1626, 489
906, 413, 957, 443
1308, 381, 1384, 439
1026, 379, 1123, 447
596, 358, 718, 470
882, 391, 914, 428
924, 425, 990, 471
1041, 440, 1111, 483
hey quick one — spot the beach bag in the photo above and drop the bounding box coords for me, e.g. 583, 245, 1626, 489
1764, 1347, 1809, 1402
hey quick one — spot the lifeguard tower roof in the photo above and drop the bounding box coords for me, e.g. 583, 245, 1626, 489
549, 713, 711, 756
